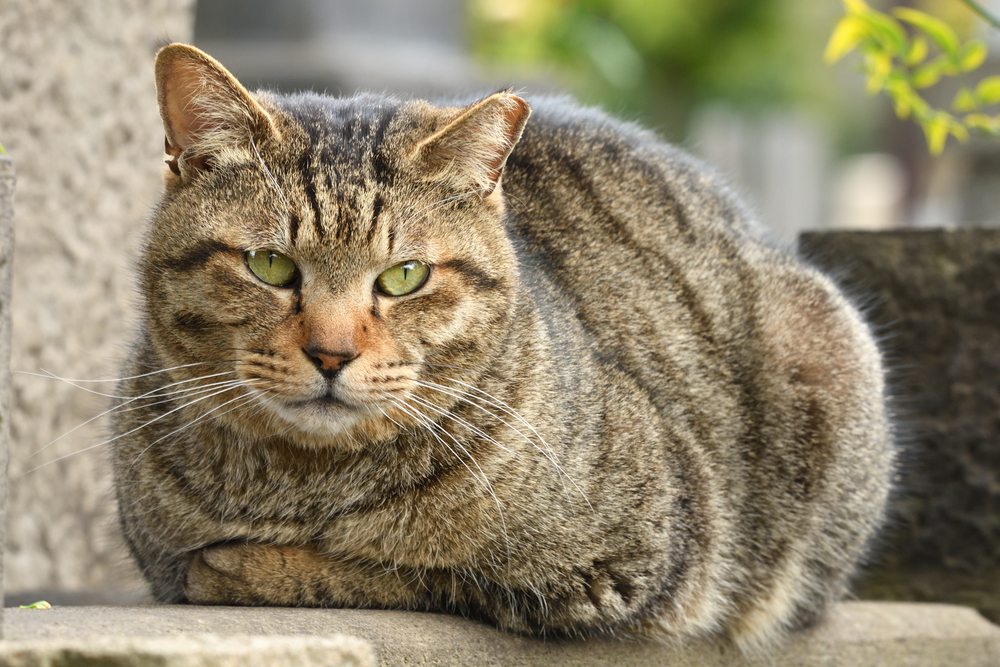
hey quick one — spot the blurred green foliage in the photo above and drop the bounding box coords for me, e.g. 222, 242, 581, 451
826, 0, 1000, 155
466, 0, 838, 138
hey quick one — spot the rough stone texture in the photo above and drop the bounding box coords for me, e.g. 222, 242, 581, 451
799, 229, 1000, 623
1, 156, 16, 633
0, 1, 195, 595
3, 603, 999, 667
0, 634, 375, 667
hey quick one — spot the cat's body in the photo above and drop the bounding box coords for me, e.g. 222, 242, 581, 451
111, 44, 892, 649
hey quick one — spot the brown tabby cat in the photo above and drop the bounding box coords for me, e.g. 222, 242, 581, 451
110, 43, 893, 650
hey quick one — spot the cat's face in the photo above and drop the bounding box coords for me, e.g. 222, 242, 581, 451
143, 45, 529, 448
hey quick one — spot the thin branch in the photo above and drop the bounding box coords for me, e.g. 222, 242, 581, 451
961, 0, 1000, 31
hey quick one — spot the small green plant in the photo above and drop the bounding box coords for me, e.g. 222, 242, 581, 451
826, 0, 1000, 154
18, 600, 51, 609
0, 141, 6, 156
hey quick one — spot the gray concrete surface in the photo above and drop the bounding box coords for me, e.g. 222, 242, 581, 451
1, 155, 15, 633
0, 634, 375, 667
3, 602, 999, 667
0, 0, 195, 597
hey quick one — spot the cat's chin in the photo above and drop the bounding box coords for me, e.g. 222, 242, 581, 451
260, 394, 369, 441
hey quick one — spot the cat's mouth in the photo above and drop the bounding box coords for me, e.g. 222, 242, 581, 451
309, 393, 352, 409
270, 389, 363, 436
290, 389, 354, 411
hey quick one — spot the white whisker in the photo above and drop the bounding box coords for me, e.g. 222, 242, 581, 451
415, 376, 592, 511
15, 361, 234, 384
386, 396, 512, 568
24, 368, 239, 400
376, 405, 412, 434
405, 392, 521, 460
125, 390, 267, 478
25, 372, 245, 459
19, 380, 261, 477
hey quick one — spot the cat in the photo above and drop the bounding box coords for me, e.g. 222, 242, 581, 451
110, 42, 894, 651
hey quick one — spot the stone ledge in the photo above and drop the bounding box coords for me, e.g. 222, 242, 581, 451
0, 634, 375, 667
2, 602, 998, 666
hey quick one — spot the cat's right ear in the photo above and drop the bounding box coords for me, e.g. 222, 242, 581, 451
155, 43, 280, 180
413, 92, 531, 199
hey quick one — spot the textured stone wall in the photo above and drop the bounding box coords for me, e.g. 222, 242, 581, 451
800, 229, 1000, 623
0, 1, 195, 595
1, 156, 15, 627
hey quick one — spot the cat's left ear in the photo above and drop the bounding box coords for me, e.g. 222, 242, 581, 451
155, 43, 280, 179
414, 91, 531, 198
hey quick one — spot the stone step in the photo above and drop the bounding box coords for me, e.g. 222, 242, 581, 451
3, 602, 998, 666
0, 634, 374, 667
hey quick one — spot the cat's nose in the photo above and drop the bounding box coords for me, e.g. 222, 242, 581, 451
304, 346, 355, 379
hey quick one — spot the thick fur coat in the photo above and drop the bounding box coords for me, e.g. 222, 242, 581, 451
111, 44, 893, 650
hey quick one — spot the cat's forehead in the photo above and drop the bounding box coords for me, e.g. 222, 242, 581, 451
270, 92, 413, 170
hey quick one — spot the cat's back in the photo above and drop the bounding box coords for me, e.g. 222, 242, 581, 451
503, 97, 893, 642
504, 96, 757, 241
501, 97, 882, 420
502, 98, 776, 350
501, 98, 810, 412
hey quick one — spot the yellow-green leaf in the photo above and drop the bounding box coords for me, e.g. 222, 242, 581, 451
909, 92, 932, 118
824, 16, 867, 63
843, 0, 871, 14
960, 40, 988, 72
888, 90, 910, 118
976, 76, 1000, 105
906, 36, 928, 66
19, 601, 51, 610
864, 51, 893, 94
893, 8, 960, 60
893, 97, 911, 119
964, 114, 1000, 136
964, 113, 995, 131
858, 11, 909, 56
911, 61, 943, 89
941, 62, 962, 77
921, 113, 952, 155
952, 88, 980, 113
886, 77, 919, 119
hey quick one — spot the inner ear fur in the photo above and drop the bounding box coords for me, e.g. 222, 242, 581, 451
414, 92, 531, 197
155, 43, 280, 177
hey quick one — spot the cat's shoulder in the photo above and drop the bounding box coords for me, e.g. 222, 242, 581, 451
512, 96, 680, 156
507, 95, 735, 195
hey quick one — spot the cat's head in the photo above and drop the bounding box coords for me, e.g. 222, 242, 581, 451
142, 44, 530, 449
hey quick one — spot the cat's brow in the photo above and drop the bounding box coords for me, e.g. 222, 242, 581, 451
159, 238, 238, 273
438, 259, 503, 291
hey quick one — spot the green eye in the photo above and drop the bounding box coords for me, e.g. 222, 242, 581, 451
246, 249, 297, 286
376, 260, 430, 296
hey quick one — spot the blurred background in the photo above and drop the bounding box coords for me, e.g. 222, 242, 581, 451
192, 0, 1000, 243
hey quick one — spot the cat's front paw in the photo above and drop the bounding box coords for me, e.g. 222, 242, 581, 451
184, 542, 312, 605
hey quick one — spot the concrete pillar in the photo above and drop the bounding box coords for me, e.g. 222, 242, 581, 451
0, 0, 195, 598
0, 155, 15, 633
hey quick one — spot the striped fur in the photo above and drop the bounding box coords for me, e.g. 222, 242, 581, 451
111, 44, 893, 651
